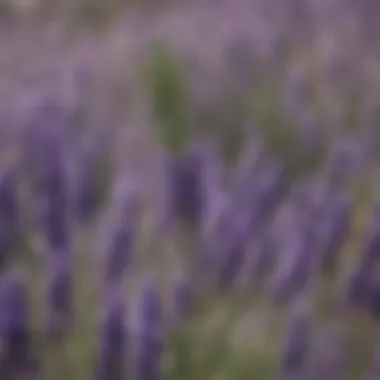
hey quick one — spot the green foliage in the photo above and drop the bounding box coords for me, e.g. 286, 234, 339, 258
249, 79, 325, 180
213, 90, 248, 165
141, 42, 191, 156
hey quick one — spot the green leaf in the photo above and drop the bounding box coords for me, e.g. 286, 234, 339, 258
142, 42, 190, 155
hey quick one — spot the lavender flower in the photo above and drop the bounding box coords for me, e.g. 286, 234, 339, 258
95, 288, 127, 380
365, 279, 380, 321
73, 137, 100, 221
35, 136, 69, 250
249, 158, 287, 232
271, 217, 317, 302
0, 271, 40, 378
160, 141, 205, 232
217, 211, 251, 289
326, 140, 356, 192
136, 281, 163, 380
345, 205, 380, 305
318, 192, 351, 276
23, 94, 71, 251
0, 166, 19, 267
46, 254, 71, 341
278, 297, 311, 379
103, 181, 140, 285
211, 157, 286, 290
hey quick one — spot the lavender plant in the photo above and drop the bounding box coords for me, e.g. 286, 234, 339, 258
277, 297, 311, 380
135, 280, 163, 380
318, 191, 352, 277
103, 180, 141, 286
94, 288, 127, 380
0, 270, 41, 379
45, 253, 72, 341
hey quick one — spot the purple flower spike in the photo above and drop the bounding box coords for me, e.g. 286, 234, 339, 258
278, 297, 311, 379
319, 192, 351, 276
0, 166, 19, 266
217, 212, 250, 290
104, 181, 141, 285
136, 281, 163, 380
271, 215, 317, 302
25, 94, 71, 251
46, 255, 71, 341
177, 143, 205, 230
160, 141, 205, 233
345, 204, 380, 306
0, 270, 41, 378
327, 140, 356, 191
74, 144, 99, 221
95, 289, 127, 380
37, 153, 69, 251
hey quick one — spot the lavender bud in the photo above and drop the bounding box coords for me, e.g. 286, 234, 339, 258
104, 181, 140, 285
0, 270, 40, 378
365, 279, 380, 320
217, 211, 250, 289
136, 281, 163, 380
160, 141, 204, 232
95, 289, 127, 380
327, 140, 356, 191
278, 297, 311, 379
250, 158, 287, 231
319, 192, 351, 276
46, 254, 71, 340
36, 143, 69, 250
0, 166, 19, 267
271, 219, 317, 302
74, 137, 100, 221
345, 205, 380, 305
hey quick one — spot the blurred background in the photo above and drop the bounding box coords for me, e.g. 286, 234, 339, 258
0, 0, 380, 379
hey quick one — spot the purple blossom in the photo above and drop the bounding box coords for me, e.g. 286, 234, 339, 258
271, 215, 317, 302
104, 182, 141, 285
23, 94, 71, 251
0, 271, 40, 378
278, 297, 311, 379
136, 281, 163, 380
345, 205, 380, 305
318, 191, 351, 276
0, 166, 19, 267
160, 142, 205, 232
248, 158, 287, 232
217, 211, 251, 289
365, 280, 380, 321
73, 137, 101, 221
45, 254, 72, 340
326, 140, 356, 191
95, 288, 127, 380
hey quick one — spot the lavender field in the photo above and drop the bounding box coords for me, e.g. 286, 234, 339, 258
1, 0, 380, 379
